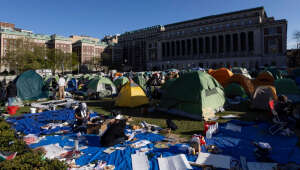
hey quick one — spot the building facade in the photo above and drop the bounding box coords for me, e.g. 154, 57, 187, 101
47, 34, 72, 53
0, 27, 51, 71
102, 35, 119, 45
72, 39, 107, 66
118, 7, 287, 71
70, 35, 100, 44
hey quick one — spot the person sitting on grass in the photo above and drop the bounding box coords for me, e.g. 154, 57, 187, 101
275, 95, 291, 122
74, 103, 90, 133
100, 116, 128, 147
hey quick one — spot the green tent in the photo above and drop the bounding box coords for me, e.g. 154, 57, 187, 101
16, 70, 47, 100
160, 78, 177, 90
87, 77, 117, 97
224, 83, 248, 98
114, 76, 129, 89
133, 75, 147, 90
159, 71, 225, 120
275, 79, 300, 95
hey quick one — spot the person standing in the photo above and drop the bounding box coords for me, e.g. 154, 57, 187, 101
6, 81, 17, 106
58, 75, 66, 99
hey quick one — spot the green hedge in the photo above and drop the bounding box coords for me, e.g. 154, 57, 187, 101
0, 118, 67, 169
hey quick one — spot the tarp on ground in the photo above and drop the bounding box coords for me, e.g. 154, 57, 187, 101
115, 81, 149, 108
15, 70, 47, 100
7, 111, 300, 169
210, 68, 233, 87
87, 77, 117, 97
159, 71, 225, 120
224, 83, 248, 98
224, 74, 255, 97
251, 86, 277, 110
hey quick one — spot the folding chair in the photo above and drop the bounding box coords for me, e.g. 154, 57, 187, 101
268, 99, 287, 135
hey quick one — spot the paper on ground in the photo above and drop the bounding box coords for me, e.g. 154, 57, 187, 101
158, 154, 192, 170
221, 114, 239, 119
131, 140, 151, 148
196, 152, 231, 169
131, 152, 149, 170
42, 143, 68, 159
247, 162, 277, 170
103, 147, 116, 154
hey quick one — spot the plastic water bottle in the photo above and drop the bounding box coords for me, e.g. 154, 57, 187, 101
206, 128, 212, 139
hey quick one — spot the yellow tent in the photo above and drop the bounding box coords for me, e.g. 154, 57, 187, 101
115, 81, 149, 108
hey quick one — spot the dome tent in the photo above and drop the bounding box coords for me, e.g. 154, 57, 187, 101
114, 76, 129, 89
132, 75, 147, 91
15, 70, 47, 100
87, 77, 117, 97
251, 86, 277, 110
159, 71, 225, 120
224, 83, 248, 99
115, 81, 149, 108
253, 71, 275, 88
224, 74, 255, 97
275, 79, 300, 95
210, 68, 233, 87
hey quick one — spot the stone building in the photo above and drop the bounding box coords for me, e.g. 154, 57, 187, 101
69, 35, 100, 44
47, 34, 72, 54
72, 39, 107, 67
118, 7, 287, 71
0, 27, 51, 71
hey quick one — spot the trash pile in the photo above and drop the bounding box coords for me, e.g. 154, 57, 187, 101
4, 108, 300, 169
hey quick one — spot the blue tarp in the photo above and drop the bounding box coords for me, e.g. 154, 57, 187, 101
7, 110, 300, 169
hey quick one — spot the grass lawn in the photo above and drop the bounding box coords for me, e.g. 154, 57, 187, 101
85, 98, 272, 139
4, 98, 297, 142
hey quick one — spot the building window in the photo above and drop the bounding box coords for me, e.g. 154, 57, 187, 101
248, 20, 252, 24
226, 23, 230, 28
240, 32, 246, 52
248, 31, 254, 51
269, 27, 277, 35
233, 33, 238, 52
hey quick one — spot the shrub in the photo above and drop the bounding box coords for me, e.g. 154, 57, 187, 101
0, 119, 67, 169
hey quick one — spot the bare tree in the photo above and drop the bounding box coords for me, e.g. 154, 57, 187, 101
294, 31, 300, 49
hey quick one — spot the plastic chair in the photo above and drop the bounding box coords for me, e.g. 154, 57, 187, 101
268, 99, 287, 135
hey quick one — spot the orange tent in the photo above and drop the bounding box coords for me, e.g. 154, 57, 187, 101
253, 71, 275, 88
224, 74, 255, 97
207, 69, 216, 75
211, 68, 233, 87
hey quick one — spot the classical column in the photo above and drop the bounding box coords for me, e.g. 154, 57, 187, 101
216, 35, 219, 55
245, 32, 249, 53
202, 37, 206, 57
237, 32, 241, 52
231, 34, 234, 55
